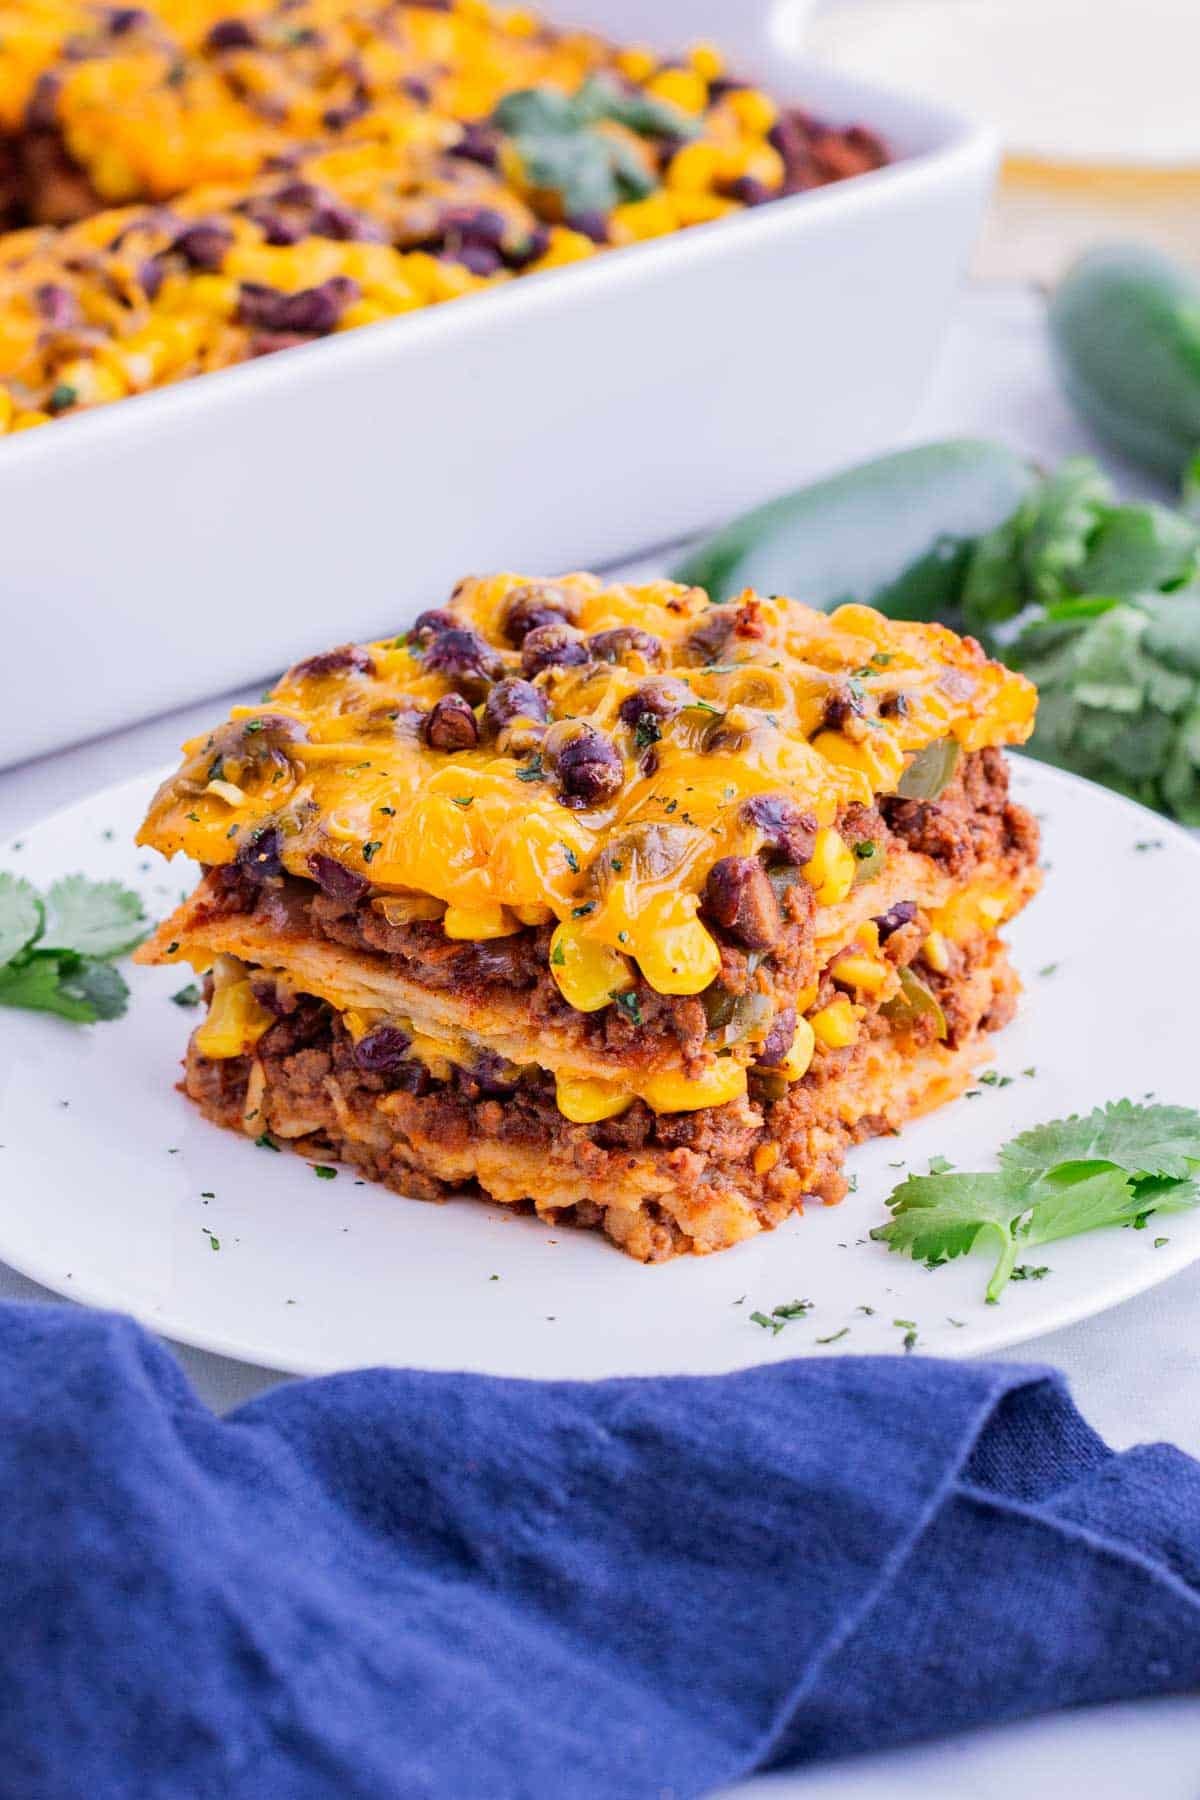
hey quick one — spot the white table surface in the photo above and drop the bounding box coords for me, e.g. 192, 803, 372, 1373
3, 284, 1198, 1794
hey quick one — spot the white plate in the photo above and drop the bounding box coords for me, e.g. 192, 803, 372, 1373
1, 757, 1196, 1379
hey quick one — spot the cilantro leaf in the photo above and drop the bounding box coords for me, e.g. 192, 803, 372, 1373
0, 872, 43, 969
42, 875, 147, 958
874, 1100, 1200, 1301
871, 1170, 1025, 1272
0, 950, 129, 1022
998, 1100, 1200, 1182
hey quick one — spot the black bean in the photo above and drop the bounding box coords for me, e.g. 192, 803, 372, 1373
443, 243, 503, 278
556, 726, 623, 809
729, 175, 772, 205
172, 220, 234, 271
740, 794, 818, 866
288, 644, 376, 681
138, 257, 165, 301
565, 210, 610, 243
25, 72, 62, 130
424, 693, 479, 751
353, 1025, 412, 1074
822, 683, 868, 732
451, 121, 500, 168
502, 583, 577, 645
236, 825, 283, 881
205, 17, 256, 48
703, 856, 782, 950
108, 7, 148, 33
874, 900, 918, 940
423, 626, 504, 695
307, 852, 369, 904
757, 1006, 797, 1069
236, 275, 359, 335
310, 199, 380, 243
33, 282, 78, 329
505, 225, 550, 269
587, 627, 665, 669
483, 678, 548, 737
521, 622, 589, 679
617, 678, 687, 729
441, 205, 508, 249
408, 608, 456, 647
684, 607, 736, 663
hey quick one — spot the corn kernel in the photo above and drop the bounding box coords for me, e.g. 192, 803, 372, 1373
640, 1058, 747, 1114
802, 828, 856, 906
442, 903, 520, 940
689, 41, 725, 81
831, 952, 893, 997
634, 913, 721, 997
666, 141, 721, 193
646, 67, 708, 114
616, 45, 657, 83
810, 996, 860, 1050
195, 978, 274, 1059
779, 1016, 816, 1081
726, 88, 778, 135
753, 1142, 780, 1175
555, 1073, 633, 1124
922, 931, 951, 974
549, 923, 634, 1012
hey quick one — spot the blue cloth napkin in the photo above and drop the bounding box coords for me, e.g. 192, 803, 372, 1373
4, 1303, 1200, 1799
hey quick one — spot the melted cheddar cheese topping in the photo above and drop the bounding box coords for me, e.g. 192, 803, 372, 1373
138, 571, 1037, 1002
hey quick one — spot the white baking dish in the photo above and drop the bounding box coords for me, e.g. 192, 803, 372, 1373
0, 0, 996, 769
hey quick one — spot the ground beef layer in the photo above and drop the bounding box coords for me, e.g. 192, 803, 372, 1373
182, 938, 1019, 1261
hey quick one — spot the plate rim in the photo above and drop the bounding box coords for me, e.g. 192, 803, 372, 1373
3, 753, 1199, 1380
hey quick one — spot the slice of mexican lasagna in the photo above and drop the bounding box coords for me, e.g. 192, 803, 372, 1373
135, 573, 1040, 1261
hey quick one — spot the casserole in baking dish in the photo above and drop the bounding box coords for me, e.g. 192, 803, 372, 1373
0, 1, 996, 766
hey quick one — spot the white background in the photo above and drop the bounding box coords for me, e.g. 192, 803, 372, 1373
3, 287, 1199, 1794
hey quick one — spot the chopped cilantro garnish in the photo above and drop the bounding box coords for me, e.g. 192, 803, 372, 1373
550, 941, 566, 967
255, 1132, 280, 1151
633, 714, 661, 750
561, 844, 580, 873
772, 1298, 813, 1320
244, 719, 264, 735
816, 1327, 849, 1345
171, 984, 201, 1008
450, 796, 474, 810
571, 902, 596, 918
202, 1229, 220, 1252
750, 1311, 784, 1336
313, 1165, 337, 1180
516, 754, 545, 783
361, 840, 382, 863
611, 989, 642, 1027
1010, 1264, 1050, 1282
46, 382, 78, 415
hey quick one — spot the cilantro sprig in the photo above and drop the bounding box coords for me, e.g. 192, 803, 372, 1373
872, 1100, 1200, 1301
0, 871, 147, 1023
